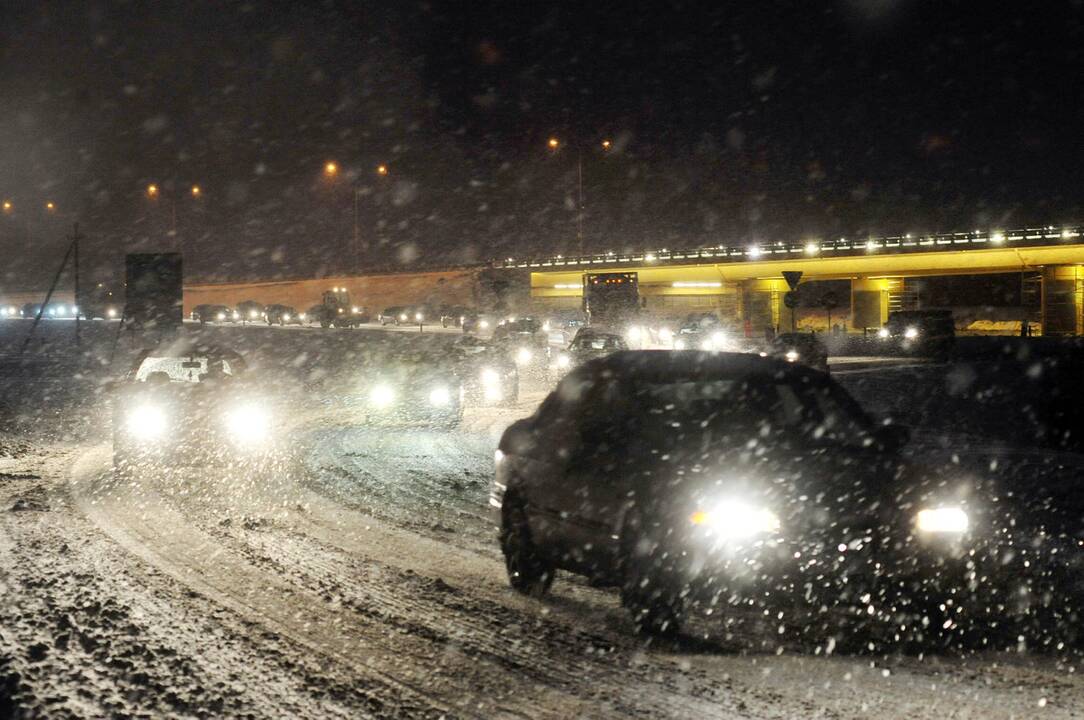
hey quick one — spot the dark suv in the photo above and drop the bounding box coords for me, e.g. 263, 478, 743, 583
492, 351, 1084, 640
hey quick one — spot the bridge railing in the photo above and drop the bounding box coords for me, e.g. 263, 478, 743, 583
492, 226, 1083, 270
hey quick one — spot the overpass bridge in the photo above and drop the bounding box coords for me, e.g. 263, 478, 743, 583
501, 226, 1084, 335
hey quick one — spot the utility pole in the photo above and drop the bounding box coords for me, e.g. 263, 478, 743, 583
73, 223, 82, 347
576, 151, 584, 256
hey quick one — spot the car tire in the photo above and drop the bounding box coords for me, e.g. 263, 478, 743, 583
619, 510, 684, 636
500, 493, 554, 597
320, 320, 330, 329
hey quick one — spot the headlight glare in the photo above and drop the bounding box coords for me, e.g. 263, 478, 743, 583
226, 404, 270, 444
515, 347, 533, 365
691, 498, 780, 541
915, 507, 969, 534
370, 384, 396, 408
127, 404, 167, 440
429, 386, 451, 406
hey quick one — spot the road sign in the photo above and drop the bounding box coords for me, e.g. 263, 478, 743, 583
783, 291, 799, 309
782, 271, 803, 290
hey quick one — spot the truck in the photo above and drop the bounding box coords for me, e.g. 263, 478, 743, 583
124, 253, 183, 332
313, 287, 369, 328
583, 272, 640, 329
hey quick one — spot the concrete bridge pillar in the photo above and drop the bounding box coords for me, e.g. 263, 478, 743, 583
1041, 265, 1083, 336
850, 277, 889, 331
738, 279, 783, 337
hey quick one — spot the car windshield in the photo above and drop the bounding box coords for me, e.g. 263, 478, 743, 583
134, 356, 237, 383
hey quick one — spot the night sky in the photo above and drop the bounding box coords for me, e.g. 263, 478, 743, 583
2, 1, 1082, 286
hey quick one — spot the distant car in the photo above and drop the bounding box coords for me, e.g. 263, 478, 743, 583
235, 300, 263, 324
461, 311, 496, 334
263, 304, 300, 326
0, 305, 19, 319
440, 305, 473, 328
19, 303, 42, 319
449, 336, 519, 406
111, 344, 279, 478
44, 302, 77, 319
551, 329, 629, 375
190, 304, 232, 324
492, 317, 550, 374
878, 310, 955, 359
378, 306, 409, 326
302, 304, 324, 326
767, 332, 828, 372
494, 351, 1082, 641
358, 361, 463, 428
673, 313, 735, 351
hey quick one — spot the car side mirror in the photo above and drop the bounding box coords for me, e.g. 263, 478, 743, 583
874, 424, 910, 452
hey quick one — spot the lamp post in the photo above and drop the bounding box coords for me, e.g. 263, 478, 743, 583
546, 136, 612, 256
145, 183, 202, 253
324, 161, 389, 274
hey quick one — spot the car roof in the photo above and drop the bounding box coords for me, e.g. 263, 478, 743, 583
569, 350, 823, 384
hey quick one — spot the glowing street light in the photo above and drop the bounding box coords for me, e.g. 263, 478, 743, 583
376, 164, 388, 176
45, 202, 56, 211
190, 185, 201, 198
547, 137, 560, 150
324, 161, 339, 178
601, 139, 612, 150
2, 200, 12, 213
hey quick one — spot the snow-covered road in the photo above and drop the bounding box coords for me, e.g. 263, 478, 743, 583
2, 322, 1083, 718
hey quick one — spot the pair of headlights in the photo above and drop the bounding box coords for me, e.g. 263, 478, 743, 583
125, 403, 270, 444
689, 499, 970, 541
370, 383, 454, 408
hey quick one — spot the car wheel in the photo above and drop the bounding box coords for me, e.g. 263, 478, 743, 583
500, 493, 554, 597
320, 320, 330, 329
619, 510, 684, 636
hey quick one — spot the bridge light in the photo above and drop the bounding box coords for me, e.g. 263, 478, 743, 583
645, 253, 657, 262
865, 240, 876, 252
747, 246, 762, 258
991, 231, 1006, 244
804, 242, 819, 255
1062, 229, 1074, 240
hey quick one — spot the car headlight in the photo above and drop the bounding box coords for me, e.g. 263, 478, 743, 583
233, 312, 240, 320
370, 384, 396, 408
515, 347, 533, 365
429, 386, 451, 406
480, 368, 501, 387
249, 310, 258, 319
904, 326, 919, 339
226, 404, 271, 444
785, 349, 799, 362
415, 312, 424, 321
674, 339, 687, 350
283, 314, 291, 321
659, 327, 673, 344
399, 313, 407, 321
352, 306, 360, 314
216, 312, 225, 321
690, 498, 780, 541
542, 321, 551, 332
555, 354, 571, 368
479, 320, 490, 329
299, 313, 306, 320
127, 404, 168, 440
877, 327, 890, 339
627, 325, 643, 343
915, 507, 969, 535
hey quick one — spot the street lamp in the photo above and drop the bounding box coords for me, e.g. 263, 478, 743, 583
546, 136, 613, 255
144, 182, 202, 251
45, 202, 56, 212
2, 200, 12, 214
322, 162, 389, 274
